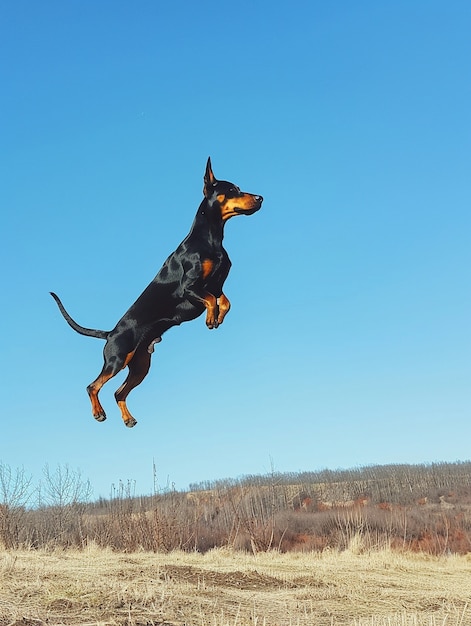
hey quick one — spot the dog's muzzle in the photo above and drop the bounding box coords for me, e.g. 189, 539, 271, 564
236, 195, 263, 215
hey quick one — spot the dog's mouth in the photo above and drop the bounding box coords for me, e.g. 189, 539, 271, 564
234, 195, 263, 215
235, 206, 259, 215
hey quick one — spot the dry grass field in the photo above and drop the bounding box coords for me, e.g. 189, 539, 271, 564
1, 544, 470, 626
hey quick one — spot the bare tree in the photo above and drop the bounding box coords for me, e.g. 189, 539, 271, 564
0, 462, 33, 548
37, 464, 92, 545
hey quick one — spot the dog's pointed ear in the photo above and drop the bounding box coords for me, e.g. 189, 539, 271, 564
203, 157, 217, 197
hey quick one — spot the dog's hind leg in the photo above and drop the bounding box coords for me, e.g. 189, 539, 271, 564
86, 366, 115, 423
87, 342, 137, 424
114, 346, 152, 428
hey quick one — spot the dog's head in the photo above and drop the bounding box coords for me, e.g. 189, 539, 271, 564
203, 157, 263, 221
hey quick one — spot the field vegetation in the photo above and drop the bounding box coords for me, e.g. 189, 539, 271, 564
1, 545, 471, 626
1, 461, 471, 625
1, 461, 471, 555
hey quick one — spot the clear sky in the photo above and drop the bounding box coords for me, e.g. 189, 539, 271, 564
2, 1, 470, 499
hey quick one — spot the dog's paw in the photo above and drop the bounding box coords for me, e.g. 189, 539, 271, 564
94, 411, 107, 423
124, 416, 137, 428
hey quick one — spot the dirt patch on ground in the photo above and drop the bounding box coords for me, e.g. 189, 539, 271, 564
160, 564, 297, 590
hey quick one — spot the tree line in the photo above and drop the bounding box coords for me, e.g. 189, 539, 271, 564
1, 460, 470, 554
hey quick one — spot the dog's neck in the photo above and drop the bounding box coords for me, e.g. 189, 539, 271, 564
189, 200, 225, 246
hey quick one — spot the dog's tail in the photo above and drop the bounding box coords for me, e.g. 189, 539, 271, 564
50, 292, 109, 340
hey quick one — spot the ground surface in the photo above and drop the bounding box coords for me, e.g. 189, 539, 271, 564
1, 546, 470, 625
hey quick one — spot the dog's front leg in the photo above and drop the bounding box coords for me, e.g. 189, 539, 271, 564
184, 280, 229, 329
202, 293, 232, 328
216, 293, 231, 326
185, 289, 223, 329
201, 293, 219, 329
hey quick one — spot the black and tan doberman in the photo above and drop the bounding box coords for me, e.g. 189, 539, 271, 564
51, 158, 263, 427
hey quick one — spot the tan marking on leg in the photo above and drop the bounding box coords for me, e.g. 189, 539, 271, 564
217, 293, 231, 325
122, 350, 136, 369
87, 370, 115, 422
203, 293, 218, 328
117, 400, 137, 428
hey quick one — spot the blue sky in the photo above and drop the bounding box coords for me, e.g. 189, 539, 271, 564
2, 1, 470, 499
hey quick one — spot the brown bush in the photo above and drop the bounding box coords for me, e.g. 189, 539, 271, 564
2, 461, 471, 555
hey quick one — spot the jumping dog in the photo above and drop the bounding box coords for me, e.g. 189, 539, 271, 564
51, 158, 263, 427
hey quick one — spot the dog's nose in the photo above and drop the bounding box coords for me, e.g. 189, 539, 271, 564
256, 195, 263, 202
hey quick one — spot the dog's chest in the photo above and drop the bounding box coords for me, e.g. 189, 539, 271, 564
201, 249, 231, 285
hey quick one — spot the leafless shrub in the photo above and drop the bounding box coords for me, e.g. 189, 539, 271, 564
34, 464, 92, 547
0, 463, 33, 548
1, 460, 470, 555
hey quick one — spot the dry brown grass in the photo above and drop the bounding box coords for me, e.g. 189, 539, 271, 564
0, 543, 470, 626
